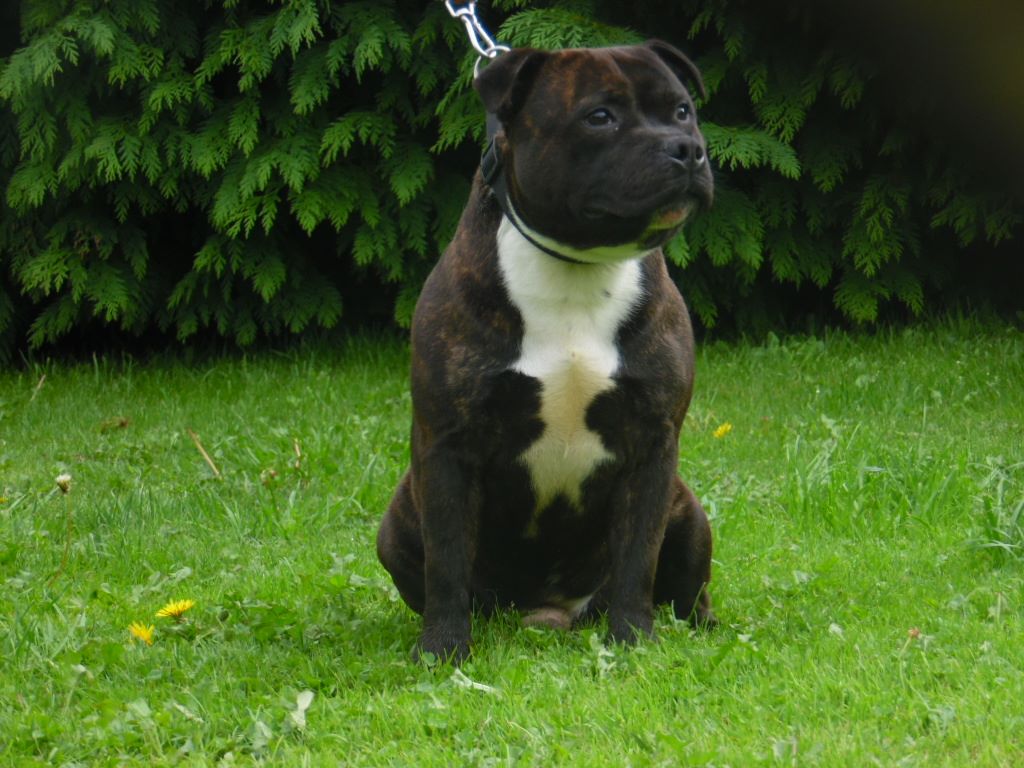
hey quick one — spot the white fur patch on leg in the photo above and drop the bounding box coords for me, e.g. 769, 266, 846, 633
522, 607, 573, 631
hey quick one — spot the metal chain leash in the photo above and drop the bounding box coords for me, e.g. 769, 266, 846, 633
444, 1, 510, 76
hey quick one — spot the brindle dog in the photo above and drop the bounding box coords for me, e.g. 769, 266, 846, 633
377, 41, 717, 662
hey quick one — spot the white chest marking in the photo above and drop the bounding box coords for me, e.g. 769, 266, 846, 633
497, 217, 644, 531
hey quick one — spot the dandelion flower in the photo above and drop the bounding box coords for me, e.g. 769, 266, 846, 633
129, 622, 155, 646
55, 473, 72, 494
156, 598, 196, 621
712, 422, 733, 439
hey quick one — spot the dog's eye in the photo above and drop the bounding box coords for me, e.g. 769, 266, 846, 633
676, 104, 691, 121
584, 108, 615, 127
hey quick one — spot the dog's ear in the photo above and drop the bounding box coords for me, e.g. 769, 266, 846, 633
474, 48, 549, 123
644, 39, 707, 101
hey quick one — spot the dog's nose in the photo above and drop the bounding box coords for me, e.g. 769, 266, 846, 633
670, 139, 707, 171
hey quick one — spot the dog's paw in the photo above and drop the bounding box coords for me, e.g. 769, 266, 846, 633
690, 605, 719, 632
415, 627, 471, 665
606, 610, 654, 646
522, 607, 573, 631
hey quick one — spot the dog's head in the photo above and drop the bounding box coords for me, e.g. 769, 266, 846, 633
475, 40, 713, 256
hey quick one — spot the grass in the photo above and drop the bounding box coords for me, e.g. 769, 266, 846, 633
1, 319, 1022, 766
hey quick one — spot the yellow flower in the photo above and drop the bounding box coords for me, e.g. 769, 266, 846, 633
712, 422, 733, 439
156, 598, 196, 621
129, 621, 155, 645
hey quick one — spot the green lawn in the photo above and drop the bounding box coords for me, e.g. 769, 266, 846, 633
1, 321, 1022, 766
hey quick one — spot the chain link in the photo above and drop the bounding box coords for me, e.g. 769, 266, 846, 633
444, 1, 510, 75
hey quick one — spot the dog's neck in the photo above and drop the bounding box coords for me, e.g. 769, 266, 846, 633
497, 209, 653, 267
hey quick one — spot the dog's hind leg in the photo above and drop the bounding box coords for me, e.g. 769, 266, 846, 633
377, 472, 426, 615
653, 478, 718, 629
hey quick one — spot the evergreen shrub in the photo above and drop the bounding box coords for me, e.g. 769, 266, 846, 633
0, 0, 1018, 356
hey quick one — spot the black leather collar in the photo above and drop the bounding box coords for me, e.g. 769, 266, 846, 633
481, 113, 587, 266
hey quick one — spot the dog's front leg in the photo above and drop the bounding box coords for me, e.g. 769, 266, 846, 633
417, 442, 478, 663
605, 433, 676, 645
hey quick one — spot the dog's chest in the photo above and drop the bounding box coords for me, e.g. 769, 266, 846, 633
497, 219, 643, 526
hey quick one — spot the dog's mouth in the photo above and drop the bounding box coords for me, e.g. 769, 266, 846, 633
647, 200, 697, 230
572, 195, 702, 252
581, 188, 707, 226
632, 196, 706, 249
581, 200, 690, 225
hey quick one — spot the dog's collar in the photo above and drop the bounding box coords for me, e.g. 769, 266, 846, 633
481, 113, 587, 266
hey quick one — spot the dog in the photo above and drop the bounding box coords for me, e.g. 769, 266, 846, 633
377, 40, 717, 662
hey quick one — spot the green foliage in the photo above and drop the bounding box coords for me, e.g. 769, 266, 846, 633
0, 0, 1019, 354
0, 0, 461, 353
